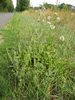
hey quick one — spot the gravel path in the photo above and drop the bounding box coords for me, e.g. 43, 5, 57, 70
0, 13, 15, 29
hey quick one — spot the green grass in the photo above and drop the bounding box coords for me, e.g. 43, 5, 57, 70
0, 12, 75, 100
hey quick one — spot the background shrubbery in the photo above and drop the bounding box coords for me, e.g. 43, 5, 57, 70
0, 0, 14, 12
16, 0, 30, 11
30, 2, 75, 12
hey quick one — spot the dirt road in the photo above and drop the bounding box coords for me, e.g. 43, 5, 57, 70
0, 13, 15, 29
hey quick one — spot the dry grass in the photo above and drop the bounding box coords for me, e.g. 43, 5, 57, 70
22, 8, 75, 27
0, 10, 75, 99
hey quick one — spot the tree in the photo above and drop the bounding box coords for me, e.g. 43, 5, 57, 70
16, 0, 30, 11
2, 0, 7, 8
43, 3, 53, 10
58, 3, 67, 11
58, 3, 72, 11
7, 0, 14, 12
16, 0, 20, 11
0, 0, 14, 12
67, 4, 72, 10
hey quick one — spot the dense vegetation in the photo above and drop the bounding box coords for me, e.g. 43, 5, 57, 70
16, 0, 30, 11
31, 3, 75, 12
0, 0, 14, 12
0, 0, 74, 12
0, 8, 75, 99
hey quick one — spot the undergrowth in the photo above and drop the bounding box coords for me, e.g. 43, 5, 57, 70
0, 10, 75, 100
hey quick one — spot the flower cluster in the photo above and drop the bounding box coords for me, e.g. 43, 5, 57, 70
42, 19, 45, 22
47, 22, 51, 24
57, 17, 60, 21
35, 10, 38, 12
60, 36, 65, 41
50, 25, 55, 29
47, 16, 51, 20
54, 12, 58, 15
37, 12, 61, 30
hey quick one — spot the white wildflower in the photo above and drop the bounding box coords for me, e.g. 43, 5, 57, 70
38, 19, 40, 21
42, 19, 45, 22
57, 17, 60, 21
54, 12, 58, 15
60, 36, 65, 41
47, 22, 51, 24
50, 25, 55, 29
35, 10, 38, 12
47, 16, 51, 20
39, 9, 42, 11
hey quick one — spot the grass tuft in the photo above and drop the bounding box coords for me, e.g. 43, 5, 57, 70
0, 10, 75, 100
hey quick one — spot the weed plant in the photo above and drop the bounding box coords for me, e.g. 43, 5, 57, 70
0, 9, 75, 100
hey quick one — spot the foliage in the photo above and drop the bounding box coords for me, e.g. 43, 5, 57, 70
58, 3, 72, 11
16, 0, 30, 11
43, 3, 54, 10
0, 0, 14, 12
7, 0, 14, 12
0, 75, 7, 99
32, 3, 73, 11
34, 7, 40, 10
0, 9, 75, 99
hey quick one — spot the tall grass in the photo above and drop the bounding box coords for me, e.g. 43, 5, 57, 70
0, 9, 75, 100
